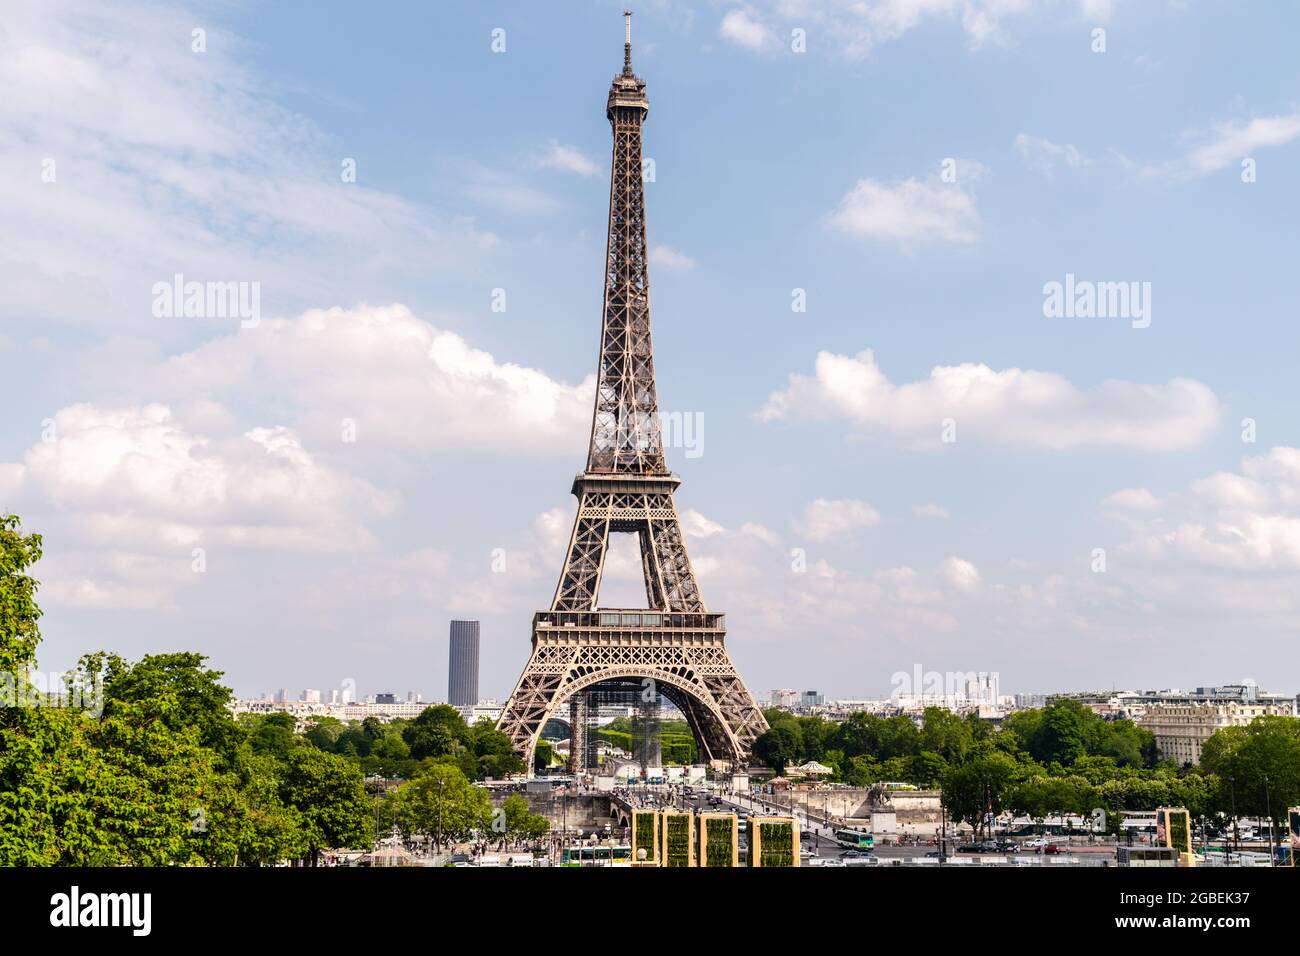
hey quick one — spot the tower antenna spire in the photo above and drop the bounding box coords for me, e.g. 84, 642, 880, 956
623, 10, 633, 74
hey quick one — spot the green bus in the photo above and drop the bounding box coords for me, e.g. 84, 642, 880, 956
836, 829, 874, 849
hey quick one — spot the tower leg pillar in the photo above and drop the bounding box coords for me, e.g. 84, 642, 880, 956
568, 693, 588, 775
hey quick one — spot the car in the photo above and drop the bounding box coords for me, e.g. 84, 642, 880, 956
994, 840, 1020, 853
956, 842, 983, 853
1024, 838, 1049, 848
1043, 844, 1063, 855
842, 849, 864, 859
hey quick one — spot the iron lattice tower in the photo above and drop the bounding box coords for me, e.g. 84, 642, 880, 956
497, 14, 768, 774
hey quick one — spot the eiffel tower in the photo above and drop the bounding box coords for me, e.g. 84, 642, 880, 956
497, 13, 768, 775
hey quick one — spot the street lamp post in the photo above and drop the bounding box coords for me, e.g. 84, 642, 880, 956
1229, 775, 1239, 857
939, 792, 948, 865
436, 778, 445, 854
1264, 774, 1275, 868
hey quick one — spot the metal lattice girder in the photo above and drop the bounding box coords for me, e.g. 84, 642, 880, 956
497, 22, 767, 775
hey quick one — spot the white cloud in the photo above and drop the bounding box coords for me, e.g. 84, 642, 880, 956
796, 498, 881, 542
538, 140, 600, 177
759, 348, 1220, 451
1119, 447, 1300, 571
35, 550, 199, 611
719, 8, 776, 51
681, 509, 727, 538
1140, 113, 1300, 182
9, 403, 393, 553
1, 402, 402, 611
720, 1, 1118, 58
1015, 134, 1091, 175
830, 175, 980, 246
150, 303, 594, 458
940, 555, 982, 592
462, 181, 560, 214
913, 503, 950, 519
1103, 487, 1162, 511
650, 245, 698, 270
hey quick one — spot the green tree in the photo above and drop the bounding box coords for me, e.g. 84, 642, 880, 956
245, 712, 297, 760
205, 753, 306, 866
840, 754, 881, 787
371, 731, 410, 761
0, 515, 42, 673
303, 716, 345, 752
470, 720, 525, 779
1202, 716, 1300, 849
388, 762, 491, 849
404, 704, 471, 761
0, 695, 220, 865
79, 651, 245, 767
497, 792, 550, 846
920, 708, 974, 765
753, 725, 801, 774
280, 748, 373, 866
910, 750, 949, 787
943, 751, 1022, 840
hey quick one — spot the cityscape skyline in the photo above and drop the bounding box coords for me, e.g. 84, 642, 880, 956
4, 3, 1299, 905
229, 663, 1296, 711
6, 1, 1300, 707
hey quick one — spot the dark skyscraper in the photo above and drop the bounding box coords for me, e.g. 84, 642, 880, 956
448, 620, 480, 707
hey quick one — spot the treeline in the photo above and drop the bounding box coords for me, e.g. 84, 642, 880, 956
754, 700, 1300, 839
756, 701, 1156, 784
280, 703, 525, 781
0, 647, 374, 866
0, 515, 541, 866
1, 652, 538, 865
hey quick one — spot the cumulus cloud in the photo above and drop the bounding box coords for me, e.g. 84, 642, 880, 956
719, 1, 1118, 58
0, 402, 403, 611
151, 303, 594, 458
1118, 447, 1300, 571
1015, 134, 1091, 175
940, 555, 982, 592
8, 403, 393, 553
650, 245, 698, 270
796, 499, 881, 542
1103, 488, 1162, 512
759, 348, 1220, 451
1138, 113, 1300, 182
719, 8, 776, 51
830, 172, 980, 246
538, 140, 600, 177
913, 503, 950, 519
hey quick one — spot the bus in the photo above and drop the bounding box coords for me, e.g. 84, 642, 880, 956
836, 829, 875, 849
560, 845, 633, 867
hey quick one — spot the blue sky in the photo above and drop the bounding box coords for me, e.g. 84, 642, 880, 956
3, 0, 1300, 703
